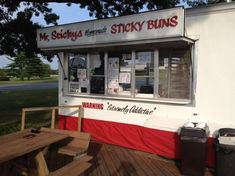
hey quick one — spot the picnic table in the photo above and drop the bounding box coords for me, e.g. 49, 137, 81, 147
0, 128, 92, 176
0, 128, 68, 175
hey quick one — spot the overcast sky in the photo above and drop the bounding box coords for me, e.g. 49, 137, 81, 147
0, 3, 93, 69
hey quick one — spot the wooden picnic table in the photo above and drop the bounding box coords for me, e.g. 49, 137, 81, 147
0, 128, 69, 176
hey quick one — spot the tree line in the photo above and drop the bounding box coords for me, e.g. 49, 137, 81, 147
0, 53, 58, 81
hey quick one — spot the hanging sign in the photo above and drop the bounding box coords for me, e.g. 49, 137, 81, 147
37, 7, 184, 49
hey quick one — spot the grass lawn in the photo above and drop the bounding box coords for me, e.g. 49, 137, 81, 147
0, 76, 58, 85
0, 89, 58, 135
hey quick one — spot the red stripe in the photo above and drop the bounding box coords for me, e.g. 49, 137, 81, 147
58, 115, 78, 130
58, 115, 215, 167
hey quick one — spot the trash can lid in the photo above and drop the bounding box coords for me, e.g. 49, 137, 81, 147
183, 122, 207, 129
217, 128, 235, 145
180, 122, 209, 138
218, 128, 235, 137
218, 136, 235, 145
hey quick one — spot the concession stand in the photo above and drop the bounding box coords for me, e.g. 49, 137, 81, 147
37, 2, 235, 166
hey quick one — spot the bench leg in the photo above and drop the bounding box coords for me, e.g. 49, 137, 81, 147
73, 153, 87, 160
13, 162, 29, 176
35, 151, 49, 176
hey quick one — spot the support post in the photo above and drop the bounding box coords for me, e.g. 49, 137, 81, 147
21, 109, 26, 131
51, 109, 56, 129
78, 106, 84, 132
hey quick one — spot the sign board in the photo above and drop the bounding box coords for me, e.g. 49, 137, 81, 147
37, 7, 184, 49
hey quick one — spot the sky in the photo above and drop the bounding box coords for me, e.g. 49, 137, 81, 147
0, 3, 93, 69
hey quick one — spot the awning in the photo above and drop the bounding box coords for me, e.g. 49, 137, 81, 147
41, 36, 196, 52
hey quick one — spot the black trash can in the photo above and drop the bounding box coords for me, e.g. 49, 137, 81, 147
180, 123, 209, 176
215, 128, 235, 176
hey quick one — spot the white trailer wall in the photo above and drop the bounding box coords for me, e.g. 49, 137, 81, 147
186, 3, 235, 134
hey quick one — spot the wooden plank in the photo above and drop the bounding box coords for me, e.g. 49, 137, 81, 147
129, 151, 159, 176
95, 145, 112, 176
21, 110, 26, 130
157, 160, 181, 176
58, 146, 86, 157
41, 128, 90, 140
87, 143, 107, 176
138, 155, 168, 176
0, 130, 68, 163
35, 151, 49, 176
114, 146, 146, 176
134, 149, 176, 176
0, 129, 31, 143
50, 162, 91, 176
100, 143, 121, 176
87, 142, 103, 176
41, 128, 90, 158
21, 105, 82, 132
49, 155, 93, 176
78, 107, 84, 132
12, 162, 29, 176
40, 141, 214, 176
85, 142, 184, 176
108, 145, 132, 176
23, 105, 81, 112
51, 109, 56, 129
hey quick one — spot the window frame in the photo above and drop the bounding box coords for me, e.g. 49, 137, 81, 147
134, 51, 154, 98
106, 52, 132, 97
67, 53, 89, 95
89, 53, 105, 95
158, 47, 192, 100
64, 46, 193, 105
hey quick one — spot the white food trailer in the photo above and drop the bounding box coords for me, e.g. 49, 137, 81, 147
37, 2, 235, 166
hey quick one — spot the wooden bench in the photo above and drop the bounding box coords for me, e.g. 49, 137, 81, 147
49, 155, 93, 176
41, 128, 91, 160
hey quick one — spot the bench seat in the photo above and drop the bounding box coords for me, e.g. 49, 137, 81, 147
58, 146, 86, 157
49, 155, 93, 176
41, 128, 91, 159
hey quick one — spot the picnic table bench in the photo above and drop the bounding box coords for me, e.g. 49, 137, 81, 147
0, 128, 92, 176
49, 155, 92, 176
41, 128, 91, 160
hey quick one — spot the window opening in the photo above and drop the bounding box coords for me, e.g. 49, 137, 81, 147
90, 53, 105, 94
135, 51, 154, 98
68, 53, 87, 93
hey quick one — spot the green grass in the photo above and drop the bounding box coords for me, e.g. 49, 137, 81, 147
0, 76, 58, 85
0, 89, 58, 135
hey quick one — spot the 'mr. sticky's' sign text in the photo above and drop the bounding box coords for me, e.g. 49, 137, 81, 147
37, 7, 184, 49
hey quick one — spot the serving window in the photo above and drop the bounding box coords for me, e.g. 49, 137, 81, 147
107, 52, 132, 96
135, 51, 154, 98
90, 53, 105, 95
68, 53, 87, 94
66, 45, 192, 102
159, 48, 191, 99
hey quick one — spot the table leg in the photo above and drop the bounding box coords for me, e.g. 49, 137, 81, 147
34, 151, 49, 176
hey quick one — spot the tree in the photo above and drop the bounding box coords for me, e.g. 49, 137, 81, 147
0, 69, 9, 81
0, 2, 57, 61
0, 0, 231, 60
41, 63, 51, 78
0, 69, 7, 77
6, 52, 48, 80
7, 53, 28, 80
50, 69, 58, 75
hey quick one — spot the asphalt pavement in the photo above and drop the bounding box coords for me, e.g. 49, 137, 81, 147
0, 82, 58, 91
